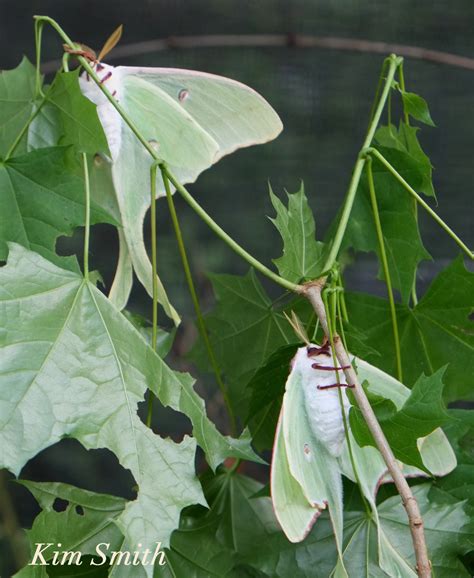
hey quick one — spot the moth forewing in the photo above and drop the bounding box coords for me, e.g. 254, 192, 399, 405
79, 62, 283, 318
271, 346, 349, 575
270, 410, 321, 543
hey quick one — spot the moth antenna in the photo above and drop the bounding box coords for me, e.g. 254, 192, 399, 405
98, 24, 124, 62
284, 311, 309, 345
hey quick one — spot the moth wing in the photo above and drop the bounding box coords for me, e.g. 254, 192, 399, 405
276, 348, 347, 574
100, 66, 281, 318
119, 66, 283, 166
270, 409, 319, 543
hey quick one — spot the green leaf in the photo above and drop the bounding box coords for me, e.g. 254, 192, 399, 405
156, 515, 239, 578
192, 270, 310, 414
0, 245, 204, 573
16, 481, 239, 578
340, 143, 431, 303
400, 90, 435, 127
0, 246, 263, 562
246, 344, 298, 450
350, 368, 452, 470
200, 469, 338, 577
435, 410, 474, 504
0, 147, 116, 271
375, 123, 435, 198
345, 256, 474, 401
0, 57, 36, 158
40, 71, 109, 155
269, 184, 326, 282
342, 484, 473, 577
14, 482, 126, 577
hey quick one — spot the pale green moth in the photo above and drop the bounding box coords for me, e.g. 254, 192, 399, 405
271, 342, 456, 577
79, 62, 283, 317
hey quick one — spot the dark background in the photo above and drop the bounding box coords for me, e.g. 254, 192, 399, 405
1, 1, 473, 575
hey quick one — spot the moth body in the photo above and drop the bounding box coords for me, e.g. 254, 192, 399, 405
79, 63, 123, 160
298, 345, 351, 457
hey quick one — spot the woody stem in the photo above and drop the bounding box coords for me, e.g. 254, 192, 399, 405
302, 280, 431, 578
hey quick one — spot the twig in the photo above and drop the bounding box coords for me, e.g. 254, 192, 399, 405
38, 33, 474, 74
301, 280, 431, 578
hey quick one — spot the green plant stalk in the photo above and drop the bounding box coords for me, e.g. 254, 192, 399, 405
161, 166, 237, 435
82, 152, 90, 281
367, 148, 474, 259
323, 55, 401, 272
336, 269, 349, 323
33, 16, 300, 294
387, 89, 392, 129
336, 293, 349, 352
150, 163, 159, 353
322, 289, 371, 518
34, 18, 44, 97
366, 158, 403, 381
145, 162, 160, 428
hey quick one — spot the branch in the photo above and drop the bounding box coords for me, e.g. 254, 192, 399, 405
301, 280, 431, 578
39, 34, 474, 74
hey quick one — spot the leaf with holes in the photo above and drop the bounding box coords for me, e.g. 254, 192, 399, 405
1, 245, 263, 575
0, 146, 116, 271
14, 481, 126, 577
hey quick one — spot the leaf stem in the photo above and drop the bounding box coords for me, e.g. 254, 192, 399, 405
161, 166, 237, 435
34, 18, 44, 97
303, 280, 432, 578
323, 55, 401, 272
146, 161, 160, 428
82, 152, 90, 281
366, 158, 403, 381
366, 148, 473, 260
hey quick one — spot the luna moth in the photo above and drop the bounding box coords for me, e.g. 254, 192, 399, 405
78, 56, 283, 317
271, 342, 456, 577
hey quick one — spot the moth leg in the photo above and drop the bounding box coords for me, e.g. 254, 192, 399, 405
317, 383, 355, 390
311, 363, 351, 371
